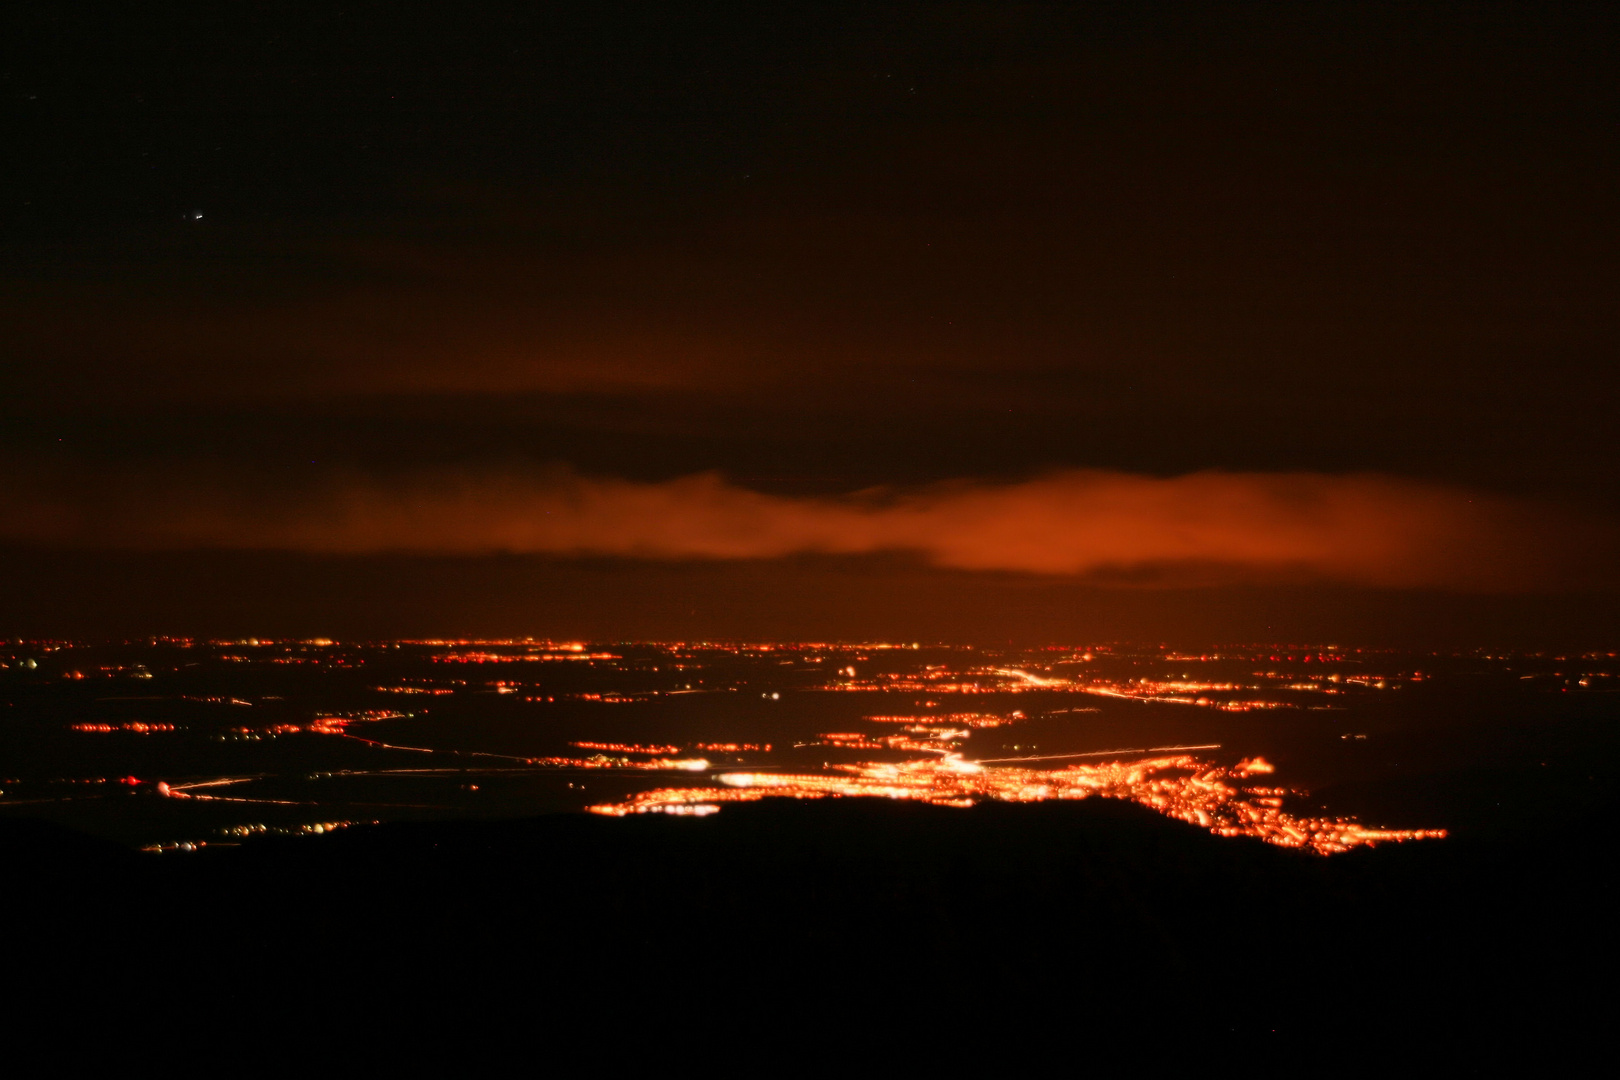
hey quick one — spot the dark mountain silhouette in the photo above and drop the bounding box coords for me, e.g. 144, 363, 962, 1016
2, 794, 1613, 1066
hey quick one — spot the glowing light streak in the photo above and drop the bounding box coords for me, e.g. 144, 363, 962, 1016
991, 668, 1071, 688
974, 744, 1222, 764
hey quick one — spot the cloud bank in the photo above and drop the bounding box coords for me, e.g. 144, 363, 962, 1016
0, 467, 1604, 591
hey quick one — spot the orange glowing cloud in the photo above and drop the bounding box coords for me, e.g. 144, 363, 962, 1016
1, 467, 1605, 590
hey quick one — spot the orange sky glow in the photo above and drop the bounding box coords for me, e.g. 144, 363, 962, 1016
2, 467, 1601, 591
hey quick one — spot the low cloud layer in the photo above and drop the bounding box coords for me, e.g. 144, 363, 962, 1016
1, 468, 1605, 591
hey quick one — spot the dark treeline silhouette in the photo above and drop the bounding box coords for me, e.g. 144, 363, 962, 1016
2, 795, 1615, 1066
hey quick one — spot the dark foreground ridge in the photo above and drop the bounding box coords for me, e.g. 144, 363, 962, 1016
3, 797, 1616, 1064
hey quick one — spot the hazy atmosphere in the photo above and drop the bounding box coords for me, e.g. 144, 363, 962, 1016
5, 2, 1617, 643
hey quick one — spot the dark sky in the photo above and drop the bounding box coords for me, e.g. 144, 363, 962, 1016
3, 2, 1617, 643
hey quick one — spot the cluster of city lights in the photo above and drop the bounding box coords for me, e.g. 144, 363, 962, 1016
71, 721, 175, 733
571, 741, 681, 755
590, 753, 1445, 854
866, 712, 1012, 727
432, 648, 614, 663
11, 638, 1514, 854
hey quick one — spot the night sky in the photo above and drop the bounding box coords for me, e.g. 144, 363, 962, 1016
3, 2, 1617, 643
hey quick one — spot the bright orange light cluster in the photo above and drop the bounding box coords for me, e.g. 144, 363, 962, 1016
588, 753, 1444, 855
865, 712, 1010, 727
431, 650, 619, 663
308, 710, 405, 734
71, 721, 175, 733
528, 755, 711, 772
571, 741, 680, 755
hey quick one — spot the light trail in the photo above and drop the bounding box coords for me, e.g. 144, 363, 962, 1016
974, 743, 1222, 764
159, 781, 312, 806
991, 668, 1072, 688
167, 776, 264, 791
